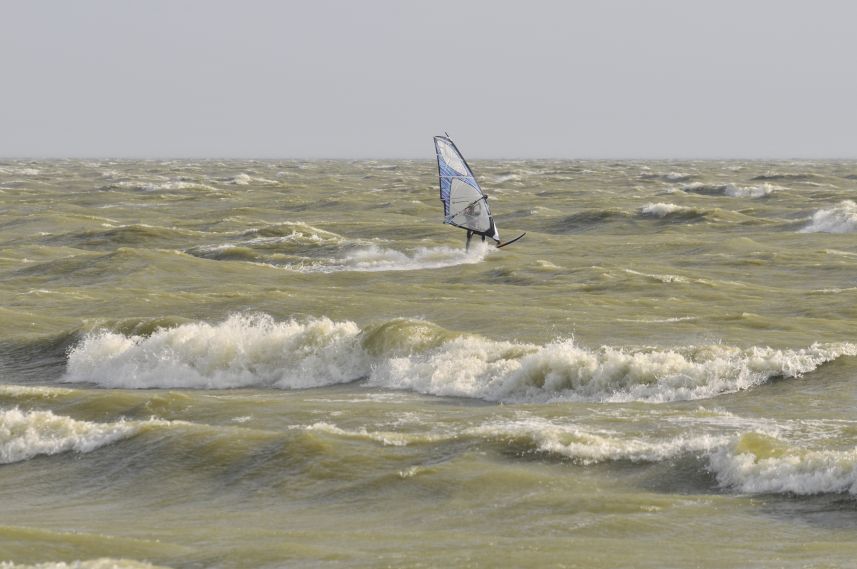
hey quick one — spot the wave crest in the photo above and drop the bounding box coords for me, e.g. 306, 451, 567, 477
372, 339, 856, 403
0, 408, 140, 464
708, 432, 857, 495
800, 200, 857, 233
65, 314, 368, 389
64, 315, 857, 402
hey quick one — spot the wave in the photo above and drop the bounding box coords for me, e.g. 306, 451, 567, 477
0, 408, 146, 464
641, 171, 693, 182
239, 221, 343, 241
185, 222, 346, 263
0, 166, 40, 176
549, 209, 632, 233
708, 432, 857, 495
800, 200, 857, 233
751, 173, 820, 182
104, 180, 219, 192
62, 314, 857, 402
623, 268, 691, 284
64, 314, 369, 389
371, 339, 856, 403
297, 414, 857, 496
723, 182, 778, 198
218, 173, 279, 186
48, 224, 203, 250
681, 182, 778, 198
639, 202, 706, 220
185, 221, 488, 272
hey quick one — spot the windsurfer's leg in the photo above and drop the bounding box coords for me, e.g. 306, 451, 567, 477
466, 231, 473, 251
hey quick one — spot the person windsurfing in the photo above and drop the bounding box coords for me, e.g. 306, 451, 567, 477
433, 134, 524, 250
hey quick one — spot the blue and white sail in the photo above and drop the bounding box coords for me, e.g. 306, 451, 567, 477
434, 135, 500, 242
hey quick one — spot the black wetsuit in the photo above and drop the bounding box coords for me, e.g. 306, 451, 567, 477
465, 230, 485, 251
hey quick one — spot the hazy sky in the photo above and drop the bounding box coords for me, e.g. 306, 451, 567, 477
2, 0, 856, 158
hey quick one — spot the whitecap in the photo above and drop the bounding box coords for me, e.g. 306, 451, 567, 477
708, 434, 857, 495
0, 408, 140, 464
64, 314, 857, 402
800, 200, 857, 233
639, 202, 695, 217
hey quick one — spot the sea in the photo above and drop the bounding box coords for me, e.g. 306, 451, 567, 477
2, 158, 857, 569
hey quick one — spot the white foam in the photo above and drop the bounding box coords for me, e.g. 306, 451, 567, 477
723, 182, 778, 198
301, 422, 412, 447
289, 243, 490, 273
801, 200, 857, 233
64, 314, 369, 389
708, 435, 857, 495
0, 408, 139, 464
665, 172, 691, 181
623, 268, 690, 283
220, 173, 279, 185
370, 338, 857, 403
114, 180, 218, 192
639, 202, 694, 217
64, 315, 857, 402
467, 417, 729, 464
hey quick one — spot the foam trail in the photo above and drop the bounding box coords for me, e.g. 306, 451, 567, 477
800, 200, 857, 233
0, 408, 139, 464
292, 243, 490, 273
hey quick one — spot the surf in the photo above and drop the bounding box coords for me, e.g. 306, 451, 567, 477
62, 314, 857, 403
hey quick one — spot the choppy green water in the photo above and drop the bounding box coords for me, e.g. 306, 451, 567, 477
2, 159, 857, 568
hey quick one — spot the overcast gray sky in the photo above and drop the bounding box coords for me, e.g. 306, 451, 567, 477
2, 0, 856, 159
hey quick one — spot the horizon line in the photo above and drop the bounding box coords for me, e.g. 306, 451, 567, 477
3, 155, 857, 162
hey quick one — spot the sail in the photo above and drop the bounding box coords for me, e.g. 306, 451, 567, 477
434, 135, 500, 241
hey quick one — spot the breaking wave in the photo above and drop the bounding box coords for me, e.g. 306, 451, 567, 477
65, 314, 369, 389
297, 414, 857, 496
708, 433, 857, 495
63, 314, 857, 402
723, 182, 778, 198
800, 200, 857, 234
681, 182, 778, 198
641, 171, 693, 182
0, 408, 147, 464
639, 203, 705, 219
106, 180, 218, 192
218, 172, 280, 185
